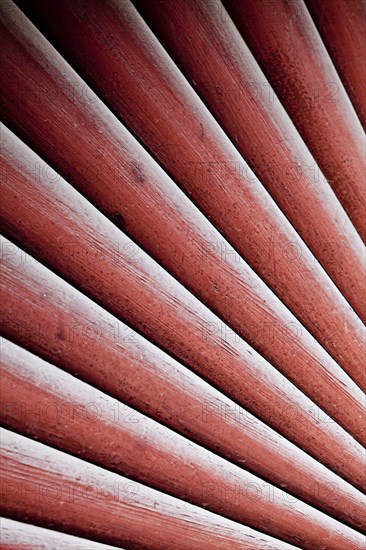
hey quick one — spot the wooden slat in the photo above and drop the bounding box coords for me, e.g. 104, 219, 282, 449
1, 340, 365, 534
0, 9, 364, 429
0, 1, 365, 544
0, 429, 304, 550
305, 0, 366, 130
1, 106, 365, 447
8, 0, 366, 389
2, 117, 366, 482
1, 236, 365, 497
224, 0, 366, 242
133, 0, 365, 323
0, 518, 122, 549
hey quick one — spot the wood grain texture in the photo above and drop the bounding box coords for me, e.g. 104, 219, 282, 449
133, 0, 366, 323
0, 518, 122, 549
1, 98, 365, 446
0, 6, 365, 431
1, 229, 366, 501
0, 429, 306, 550
1, 2, 365, 543
8, 0, 366, 390
224, 0, 366, 242
1, 340, 365, 534
306, 0, 366, 130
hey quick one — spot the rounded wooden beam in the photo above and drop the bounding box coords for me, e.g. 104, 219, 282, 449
0, 518, 122, 549
0, 9, 364, 420
1, 235, 365, 496
224, 0, 366, 242
1, 340, 365, 533
133, 0, 365, 323
305, 0, 366, 131
1, 114, 365, 447
5, 0, 365, 388
0, 429, 304, 550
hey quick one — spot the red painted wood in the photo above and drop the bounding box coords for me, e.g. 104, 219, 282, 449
1, 237, 365, 496
2, 340, 365, 533
0, 429, 304, 550
8, 0, 366, 390
0, 15, 364, 433
0, 518, 122, 550
1, 106, 365, 448
133, 0, 366, 323
1, 121, 366, 481
1, 1, 364, 543
306, 0, 366, 131
224, 0, 366, 243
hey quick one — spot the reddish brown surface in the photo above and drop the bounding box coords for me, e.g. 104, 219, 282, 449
306, 0, 366, 130
1, 118, 366, 489
1, 429, 306, 550
0, 4, 365, 421
0, 518, 122, 549
133, 0, 366, 323
1, 93, 365, 449
224, 0, 366, 243
2, 341, 365, 544
8, 0, 366, 390
1, 237, 365, 497
1, 1, 365, 546
2, 340, 365, 533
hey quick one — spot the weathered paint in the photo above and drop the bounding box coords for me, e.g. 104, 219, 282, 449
1, 237, 365, 496
306, 0, 366, 130
0, 429, 305, 550
1, 340, 365, 534
1, 1, 365, 544
133, 0, 365, 323
0, 9, 365, 413
0, 518, 122, 549
224, 0, 366, 242
1, 117, 366, 446
7, 0, 365, 388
